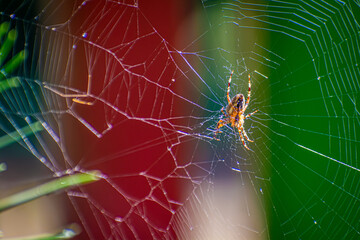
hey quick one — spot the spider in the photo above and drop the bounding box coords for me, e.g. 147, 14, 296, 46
214, 71, 258, 150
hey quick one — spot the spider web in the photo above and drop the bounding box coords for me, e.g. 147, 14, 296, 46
0, 0, 360, 239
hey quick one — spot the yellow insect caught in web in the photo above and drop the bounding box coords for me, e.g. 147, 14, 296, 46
214, 71, 258, 150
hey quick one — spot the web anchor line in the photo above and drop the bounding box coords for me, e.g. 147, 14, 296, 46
296, 143, 360, 173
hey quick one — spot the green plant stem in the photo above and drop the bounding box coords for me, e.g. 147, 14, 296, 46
0, 29, 17, 66
0, 162, 7, 172
0, 76, 21, 91
0, 171, 101, 212
0, 22, 10, 40
0, 121, 43, 149
3, 50, 27, 74
1, 224, 81, 240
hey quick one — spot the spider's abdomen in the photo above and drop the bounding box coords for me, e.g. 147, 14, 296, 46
226, 94, 244, 115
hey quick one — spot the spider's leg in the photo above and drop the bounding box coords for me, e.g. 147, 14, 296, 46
221, 107, 227, 117
243, 73, 252, 111
245, 109, 258, 119
214, 118, 230, 140
242, 128, 254, 142
227, 70, 234, 104
238, 126, 250, 150
215, 118, 230, 133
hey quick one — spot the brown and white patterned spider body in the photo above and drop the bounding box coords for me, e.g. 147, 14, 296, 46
215, 71, 258, 150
